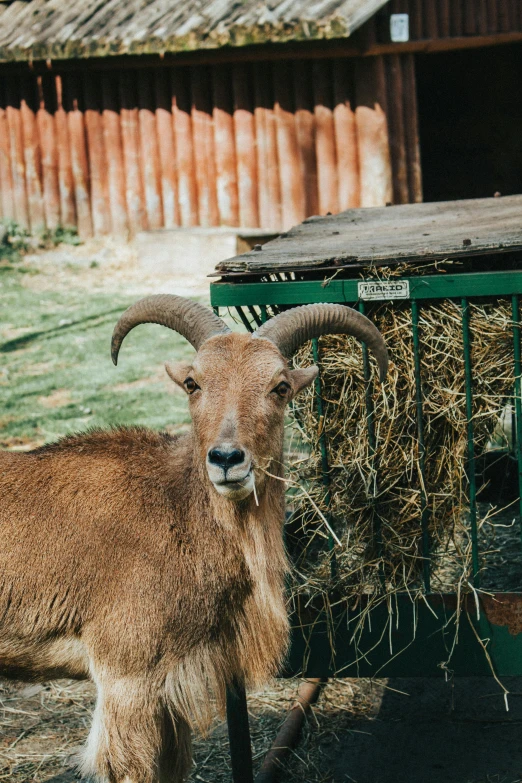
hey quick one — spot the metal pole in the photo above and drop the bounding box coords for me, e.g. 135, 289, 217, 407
461, 297, 480, 584
511, 295, 522, 534
255, 679, 326, 783
226, 680, 254, 783
312, 337, 337, 577
411, 300, 431, 593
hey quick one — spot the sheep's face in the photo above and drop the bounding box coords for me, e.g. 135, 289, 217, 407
166, 333, 317, 501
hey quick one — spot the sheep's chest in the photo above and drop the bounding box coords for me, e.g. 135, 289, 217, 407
165, 530, 254, 646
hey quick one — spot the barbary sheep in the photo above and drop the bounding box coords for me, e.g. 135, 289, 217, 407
0, 295, 388, 783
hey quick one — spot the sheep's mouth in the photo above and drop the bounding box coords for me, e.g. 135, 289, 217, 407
212, 468, 254, 499
214, 468, 251, 487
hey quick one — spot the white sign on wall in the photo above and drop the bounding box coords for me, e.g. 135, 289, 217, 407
390, 13, 410, 42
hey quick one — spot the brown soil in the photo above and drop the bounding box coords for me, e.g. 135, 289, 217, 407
2, 674, 522, 783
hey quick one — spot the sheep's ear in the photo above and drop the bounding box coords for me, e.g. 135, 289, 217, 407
165, 361, 193, 390
289, 366, 318, 396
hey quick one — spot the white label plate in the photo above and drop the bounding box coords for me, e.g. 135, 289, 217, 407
358, 280, 410, 301
390, 13, 409, 42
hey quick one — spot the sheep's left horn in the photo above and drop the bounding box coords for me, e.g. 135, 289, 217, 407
254, 303, 389, 382
111, 294, 231, 364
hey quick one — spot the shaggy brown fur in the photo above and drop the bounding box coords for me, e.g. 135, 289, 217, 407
0, 332, 317, 783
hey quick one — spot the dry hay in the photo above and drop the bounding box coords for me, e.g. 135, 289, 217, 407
285, 292, 518, 643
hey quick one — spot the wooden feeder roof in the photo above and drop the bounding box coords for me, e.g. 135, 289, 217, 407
215, 195, 522, 278
0, 0, 388, 62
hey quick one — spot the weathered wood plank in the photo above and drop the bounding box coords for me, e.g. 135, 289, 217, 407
293, 60, 318, 219
36, 74, 60, 229
333, 58, 359, 211
212, 64, 239, 226
233, 63, 259, 227
171, 67, 198, 227
119, 70, 146, 235
190, 65, 219, 227
354, 56, 392, 208
154, 68, 180, 228
138, 69, 163, 230
0, 76, 15, 219
83, 74, 110, 235
64, 73, 92, 237
6, 74, 29, 227
216, 195, 522, 273
253, 62, 281, 230
20, 74, 45, 231
313, 60, 338, 216
273, 60, 305, 231
101, 71, 128, 235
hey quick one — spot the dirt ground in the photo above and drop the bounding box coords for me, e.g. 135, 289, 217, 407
2, 674, 522, 783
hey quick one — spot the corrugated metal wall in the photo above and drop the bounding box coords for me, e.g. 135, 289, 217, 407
385, 0, 522, 38
0, 55, 420, 236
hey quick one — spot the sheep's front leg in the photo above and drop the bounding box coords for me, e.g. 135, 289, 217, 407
80, 673, 191, 783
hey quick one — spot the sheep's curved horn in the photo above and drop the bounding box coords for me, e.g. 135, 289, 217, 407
254, 303, 389, 382
111, 294, 231, 365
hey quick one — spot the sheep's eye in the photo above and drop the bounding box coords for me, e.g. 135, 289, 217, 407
273, 381, 291, 398
184, 377, 200, 394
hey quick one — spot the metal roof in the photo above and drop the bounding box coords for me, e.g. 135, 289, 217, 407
0, 0, 388, 62
215, 195, 522, 276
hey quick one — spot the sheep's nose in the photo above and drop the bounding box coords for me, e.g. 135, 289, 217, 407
208, 448, 245, 469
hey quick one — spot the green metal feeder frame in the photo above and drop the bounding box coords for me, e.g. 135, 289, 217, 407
209, 195, 522, 783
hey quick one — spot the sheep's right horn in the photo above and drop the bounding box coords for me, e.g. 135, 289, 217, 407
111, 294, 231, 364
254, 303, 389, 382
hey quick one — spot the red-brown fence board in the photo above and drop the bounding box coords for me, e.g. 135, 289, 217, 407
384, 55, 409, 205
20, 75, 45, 232
170, 68, 198, 228
138, 70, 163, 230
6, 75, 29, 228
293, 61, 319, 219
355, 57, 393, 208
0, 47, 436, 236
154, 69, 180, 229
232, 64, 259, 228
101, 72, 128, 236
253, 62, 281, 230
333, 58, 360, 210
0, 79, 15, 220
401, 54, 423, 203
190, 66, 219, 227
83, 75, 110, 235
64, 73, 91, 237
212, 65, 239, 227
313, 61, 339, 216
273, 61, 306, 231
36, 75, 60, 229
119, 71, 146, 236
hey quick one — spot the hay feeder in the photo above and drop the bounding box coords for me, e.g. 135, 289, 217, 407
210, 195, 522, 782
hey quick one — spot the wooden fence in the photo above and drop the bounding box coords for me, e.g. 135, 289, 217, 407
0, 55, 420, 237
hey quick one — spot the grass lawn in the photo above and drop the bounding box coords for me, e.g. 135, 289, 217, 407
0, 250, 194, 448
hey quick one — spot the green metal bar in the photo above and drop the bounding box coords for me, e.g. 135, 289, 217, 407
226, 680, 254, 783
235, 306, 254, 333
213, 306, 219, 316
312, 338, 337, 578
260, 304, 268, 324
461, 297, 480, 584
411, 301, 431, 593
210, 271, 522, 308
358, 302, 383, 573
512, 295, 522, 531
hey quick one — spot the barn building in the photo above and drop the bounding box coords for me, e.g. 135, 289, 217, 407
0, 0, 520, 238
